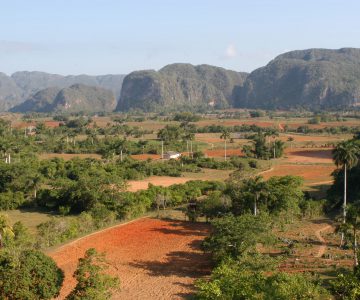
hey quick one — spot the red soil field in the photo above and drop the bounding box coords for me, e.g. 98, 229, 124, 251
204, 148, 243, 158
49, 218, 211, 299
12, 120, 62, 128
261, 164, 335, 184
131, 154, 161, 161
279, 134, 348, 143
128, 176, 194, 192
195, 133, 225, 143
195, 119, 278, 128
284, 148, 334, 164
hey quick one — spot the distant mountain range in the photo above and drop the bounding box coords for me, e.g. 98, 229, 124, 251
234, 48, 360, 110
2, 48, 360, 113
11, 84, 116, 113
0, 71, 125, 112
116, 64, 248, 111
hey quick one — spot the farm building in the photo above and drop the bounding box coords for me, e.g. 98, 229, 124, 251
163, 151, 181, 160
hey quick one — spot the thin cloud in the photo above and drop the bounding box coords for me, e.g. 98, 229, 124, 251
225, 43, 237, 58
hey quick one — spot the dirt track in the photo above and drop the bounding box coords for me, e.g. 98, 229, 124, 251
50, 218, 211, 299
315, 225, 333, 258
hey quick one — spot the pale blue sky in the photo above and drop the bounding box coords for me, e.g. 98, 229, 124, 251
1, 0, 360, 75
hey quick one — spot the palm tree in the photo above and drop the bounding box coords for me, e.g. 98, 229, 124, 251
28, 174, 43, 199
246, 176, 266, 216
220, 129, 231, 161
339, 203, 360, 267
333, 141, 359, 244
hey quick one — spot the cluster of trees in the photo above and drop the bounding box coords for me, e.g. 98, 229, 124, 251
191, 174, 323, 223
242, 132, 285, 160
0, 214, 119, 299
0, 153, 220, 211
189, 172, 332, 299
180, 151, 259, 171
196, 214, 327, 299
35, 180, 222, 248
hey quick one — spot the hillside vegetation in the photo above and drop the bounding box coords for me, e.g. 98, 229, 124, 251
235, 48, 360, 110
116, 63, 248, 111
0, 71, 125, 111
11, 84, 116, 113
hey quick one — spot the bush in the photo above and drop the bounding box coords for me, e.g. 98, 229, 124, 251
0, 250, 64, 299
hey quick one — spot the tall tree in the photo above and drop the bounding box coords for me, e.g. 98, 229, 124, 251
220, 129, 231, 161
66, 248, 120, 300
246, 176, 267, 216
333, 141, 359, 244
340, 203, 360, 268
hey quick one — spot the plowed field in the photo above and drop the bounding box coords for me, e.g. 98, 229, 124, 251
50, 218, 211, 300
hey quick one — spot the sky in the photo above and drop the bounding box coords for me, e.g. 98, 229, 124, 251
1, 0, 360, 75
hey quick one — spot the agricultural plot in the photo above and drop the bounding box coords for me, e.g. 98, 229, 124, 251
50, 218, 211, 300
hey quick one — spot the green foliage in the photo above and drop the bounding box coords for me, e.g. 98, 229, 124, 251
66, 248, 120, 300
198, 191, 231, 221
0, 190, 26, 210
173, 112, 201, 122
203, 214, 275, 262
227, 175, 304, 218
243, 132, 285, 160
299, 199, 326, 218
0, 249, 64, 300
196, 257, 326, 300
330, 271, 360, 300
333, 140, 359, 169
157, 124, 184, 142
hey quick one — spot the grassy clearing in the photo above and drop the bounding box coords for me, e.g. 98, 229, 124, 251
4, 209, 54, 234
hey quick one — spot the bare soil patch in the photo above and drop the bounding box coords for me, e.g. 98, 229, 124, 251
204, 148, 242, 158
128, 176, 195, 192
261, 164, 335, 184
284, 148, 334, 164
50, 218, 211, 299
131, 154, 161, 161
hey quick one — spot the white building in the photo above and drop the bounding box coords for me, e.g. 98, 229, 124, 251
163, 151, 181, 160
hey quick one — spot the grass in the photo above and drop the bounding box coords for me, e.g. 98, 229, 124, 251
4, 208, 55, 234
182, 168, 233, 181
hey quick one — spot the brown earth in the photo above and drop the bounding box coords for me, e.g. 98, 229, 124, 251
261, 164, 335, 184
284, 148, 333, 164
131, 154, 161, 161
127, 176, 195, 192
50, 218, 211, 300
204, 148, 243, 158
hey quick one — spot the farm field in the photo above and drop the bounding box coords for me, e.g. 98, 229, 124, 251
127, 169, 233, 192
261, 164, 335, 185
261, 147, 337, 186
50, 218, 211, 300
275, 217, 352, 275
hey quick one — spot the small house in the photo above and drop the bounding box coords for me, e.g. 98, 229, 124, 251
163, 151, 181, 160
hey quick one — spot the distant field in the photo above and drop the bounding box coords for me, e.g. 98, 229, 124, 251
128, 169, 233, 192
261, 164, 335, 184
260, 147, 337, 186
